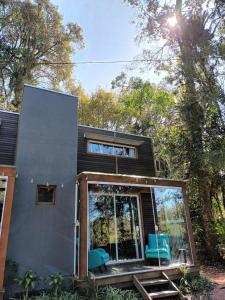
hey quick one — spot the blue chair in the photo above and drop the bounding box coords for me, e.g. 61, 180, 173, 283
145, 233, 171, 262
88, 248, 110, 270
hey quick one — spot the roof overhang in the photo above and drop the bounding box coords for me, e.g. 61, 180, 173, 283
76, 171, 186, 188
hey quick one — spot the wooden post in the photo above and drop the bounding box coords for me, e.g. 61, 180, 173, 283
182, 185, 198, 265
0, 166, 16, 299
79, 177, 88, 279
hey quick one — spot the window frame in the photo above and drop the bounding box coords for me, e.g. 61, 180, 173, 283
0, 176, 8, 237
36, 184, 57, 205
87, 140, 137, 159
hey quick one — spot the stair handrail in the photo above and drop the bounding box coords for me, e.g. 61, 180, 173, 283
162, 271, 187, 300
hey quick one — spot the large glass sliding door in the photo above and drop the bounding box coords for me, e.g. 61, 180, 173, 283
89, 194, 117, 261
116, 195, 142, 261
89, 184, 144, 264
150, 187, 192, 266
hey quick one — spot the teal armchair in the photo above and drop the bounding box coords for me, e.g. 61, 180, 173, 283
145, 233, 171, 262
88, 248, 110, 270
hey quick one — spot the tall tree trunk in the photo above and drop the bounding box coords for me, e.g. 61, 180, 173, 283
178, 34, 218, 258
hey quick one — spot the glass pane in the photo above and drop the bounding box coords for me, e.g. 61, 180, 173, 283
89, 142, 103, 154
37, 186, 55, 203
89, 193, 116, 261
116, 196, 142, 261
88, 184, 144, 265
102, 144, 114, 155
114, 146, 124, 156
152, 187, 191, 265
128, 148, 136, 158
0, 178, 7, 230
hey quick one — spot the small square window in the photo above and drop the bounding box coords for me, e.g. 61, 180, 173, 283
37, 185, 56, 204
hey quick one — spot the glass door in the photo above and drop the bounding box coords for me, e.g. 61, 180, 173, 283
89, 194, 117, 261
151, 187, 192, 266
115, 195, 143, 262
89, 191, 144, 264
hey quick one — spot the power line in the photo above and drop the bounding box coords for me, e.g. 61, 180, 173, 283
0, 58, 178, 65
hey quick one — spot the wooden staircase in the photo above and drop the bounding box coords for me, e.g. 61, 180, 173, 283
133, 272, 187, 299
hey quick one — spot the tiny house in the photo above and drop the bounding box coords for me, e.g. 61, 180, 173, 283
0, 85, 198, 299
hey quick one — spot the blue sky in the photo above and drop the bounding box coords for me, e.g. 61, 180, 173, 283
52, 0, 159, 93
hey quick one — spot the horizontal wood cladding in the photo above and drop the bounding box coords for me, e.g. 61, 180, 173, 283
0, 110, 156, 177
78, 126, 156, 177
0, 111, 19, 166
141, 193, 156, 244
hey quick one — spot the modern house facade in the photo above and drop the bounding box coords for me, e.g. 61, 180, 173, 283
0, 85, 197, 298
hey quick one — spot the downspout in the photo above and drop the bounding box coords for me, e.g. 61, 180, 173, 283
73, 180, 79, 277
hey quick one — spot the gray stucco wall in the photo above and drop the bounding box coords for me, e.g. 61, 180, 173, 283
8, 85, 77, 276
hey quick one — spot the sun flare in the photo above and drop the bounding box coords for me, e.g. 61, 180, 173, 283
168, 16, 177, 27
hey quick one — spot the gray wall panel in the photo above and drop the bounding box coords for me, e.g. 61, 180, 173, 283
8, 86, 77, 276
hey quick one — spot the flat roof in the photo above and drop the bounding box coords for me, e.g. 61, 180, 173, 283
77, 171, 186, 187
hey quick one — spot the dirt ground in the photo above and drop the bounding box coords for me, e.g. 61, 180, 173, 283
188, 266, 225, 300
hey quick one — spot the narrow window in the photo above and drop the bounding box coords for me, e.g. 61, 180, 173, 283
0, 178, 7, 234
36, 185, 56, 204
88, 141, 137, 158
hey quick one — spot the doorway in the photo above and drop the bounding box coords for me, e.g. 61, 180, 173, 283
89, 192, 144, 264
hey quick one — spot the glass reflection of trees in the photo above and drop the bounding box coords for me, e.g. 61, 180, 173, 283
89, 184, 143, 262
89, 193, 116, 260
153, 187, 190, 263
116, 196, 141, 260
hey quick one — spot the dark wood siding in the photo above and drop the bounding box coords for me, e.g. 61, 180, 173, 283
0, 111, 19, 165
0, 112, 156, 175
77, 125, 156, 176
141, 193, 156, 244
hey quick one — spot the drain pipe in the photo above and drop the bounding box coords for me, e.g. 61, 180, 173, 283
73, 180, 79, 277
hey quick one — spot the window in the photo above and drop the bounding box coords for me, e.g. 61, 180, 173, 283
0, 177, 7, 235
88, 141, 137, 158
36, 185, 56, 204
155, 159, 170, 177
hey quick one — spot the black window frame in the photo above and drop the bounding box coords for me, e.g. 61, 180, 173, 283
87, 140, 137, 159
36, 185, 57, 205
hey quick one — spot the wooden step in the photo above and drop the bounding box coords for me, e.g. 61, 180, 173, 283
140, 279, 169, 286
149, 290, 178, 299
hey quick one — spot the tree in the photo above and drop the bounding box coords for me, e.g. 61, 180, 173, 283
124, 0, 225, 260
113, 74, 181, 176
0, 0, 83, 108
79, 88, 122, 130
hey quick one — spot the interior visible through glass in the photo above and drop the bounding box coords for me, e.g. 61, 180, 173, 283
151, 187, 192, 265
86, 183, 192, 273
88, 184, 143, 264
88, 141, 136, 158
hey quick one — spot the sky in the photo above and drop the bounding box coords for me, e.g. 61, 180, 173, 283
51, 0, 160, 93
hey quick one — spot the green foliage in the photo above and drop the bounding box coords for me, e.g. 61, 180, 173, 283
78, 87, 122, 130
179, 266, 212, 294
190, 276, 212, 293
29, 291, 84, 300
16, 269, 38, 300
123, 0, 225, 262
13, 284, 139, 300
97, 286, 140, 300
47, 273, 64, 297
0, 0, 84, 108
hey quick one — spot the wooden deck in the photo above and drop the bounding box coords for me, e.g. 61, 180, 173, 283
78, 264, 199, 288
